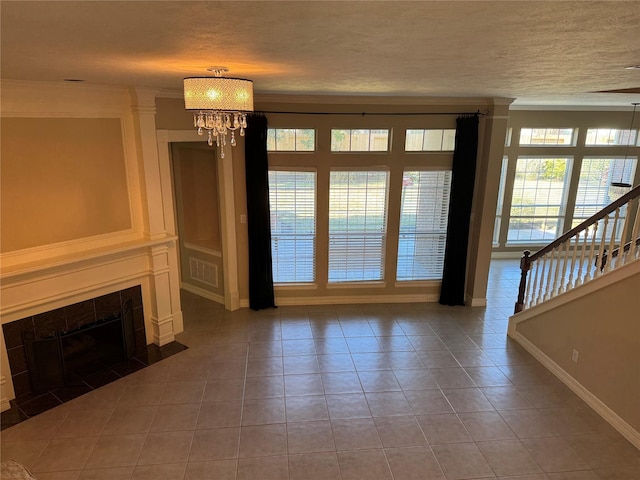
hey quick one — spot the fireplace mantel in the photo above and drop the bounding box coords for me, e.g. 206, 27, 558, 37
0, 236, 183, 411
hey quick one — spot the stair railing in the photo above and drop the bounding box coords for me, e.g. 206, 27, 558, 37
515, 184, 640, 313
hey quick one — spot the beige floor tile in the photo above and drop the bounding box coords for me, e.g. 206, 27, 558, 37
481, 386, 534, 410
287, 420, 336, 454
284, 373, 324, 396
477, 439, 543, 476
393, 368, 438, 390
68, 382, 126, 411
442, 387, 495, 413
189, 427, 239, 461
331, 418, 382, 450
374, 415, 427, 447
321, 371, 363, 394
150, 403, 199, 432
405, 389, 453, 415
430, 367, 476, 389
337, 449, 393, 480
32, 472, 82, 480
84, 434, 146, 469
285, 395, 329, 422
238, 424, 287, 458
184, 459, 237, 480
521, 437, 590, 473
325, 393, 372, 419
564, 434, 636, 469
160, 381, 205, 405
385, 446, 445, 480
184, 460, 237, 480
1, 439, 48, 470
102, 405, 156, 435
417, 414, 473, 445
241, 397, 286, 425
283, 354, 320, 374
137, 430, 193, 465
464, 366, 513, 387
289, 452, 341, 480
31, 436, 98, 473
317, 353, 357, 372
358, 370, 402, 392
78, 466, 134, 480
54, 408, 113, 439
431, 442, 495, 480
117, 383, 166, 406
459, 411, 517, 442
131, 463, 187, 480
237, 455, 288, 480
546, 471, 600, 479
498, 409, 559, 438
201, 378, 244, 402
196, 401, 242, 429
244, 376, 284, 399
365, 391, 413, 417
245, 356, 283, 377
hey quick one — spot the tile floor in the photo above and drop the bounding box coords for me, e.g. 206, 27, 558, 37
1, 260, 638, 479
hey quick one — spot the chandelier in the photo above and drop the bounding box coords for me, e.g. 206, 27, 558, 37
183, 68, 254, 157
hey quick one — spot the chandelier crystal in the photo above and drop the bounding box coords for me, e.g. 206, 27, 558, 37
183, 68, 254, 157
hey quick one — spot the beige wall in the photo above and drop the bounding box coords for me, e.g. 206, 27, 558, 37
1, 117, 131, 252
516, 267, 640, 432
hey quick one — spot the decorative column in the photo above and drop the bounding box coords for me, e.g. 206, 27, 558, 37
130, 88, 183, 345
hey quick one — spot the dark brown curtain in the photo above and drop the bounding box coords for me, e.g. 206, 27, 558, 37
439, 114, 480, 306
244, 113, 276, 310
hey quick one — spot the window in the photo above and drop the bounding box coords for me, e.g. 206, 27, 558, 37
507, 157, 571, 243
505, 128, 513, 147
405, 129, 455, 151
573, 157, 637, 238
397, 170, 451, 281
330, 129, 390, 152
493, 157, 508, 244
519, 128, 575, 146
328, 170, 389, 282
268, 170, 316, 283
585, 128, 637, 146
267, 129, 315, 151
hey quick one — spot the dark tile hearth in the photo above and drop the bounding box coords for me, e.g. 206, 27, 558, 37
0, 341, 187, 430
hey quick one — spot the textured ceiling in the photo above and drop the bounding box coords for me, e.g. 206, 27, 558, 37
1, 1, 639, 106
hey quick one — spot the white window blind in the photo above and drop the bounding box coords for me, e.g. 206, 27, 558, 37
268, 170, 316, 283
329, 170, 389, 282
397, 170, 451, 281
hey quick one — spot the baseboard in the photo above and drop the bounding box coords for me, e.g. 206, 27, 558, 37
237, 293, 441, 308
465, 294, 487, 307
511, 330, 640, 450
181, 283, 225, 305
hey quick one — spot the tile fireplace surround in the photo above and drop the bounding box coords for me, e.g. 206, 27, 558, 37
1, 287, 187, 428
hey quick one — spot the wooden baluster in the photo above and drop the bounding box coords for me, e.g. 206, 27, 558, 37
627, 198, 640, 262
575, 227, 589, 287
514, 250, 531, 314
559, 236, 572, 293
596, 216, 609, 276
536, 253, 548, 305
585, 221, 599, 283
617, 199, 633, 266
567, 231, 580, 290
544, 247, 556, 301
552, 242, 564, 297
605, 207, 621, 273
525, 259, 537, 308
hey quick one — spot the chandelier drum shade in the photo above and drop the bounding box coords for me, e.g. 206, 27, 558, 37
183, 71, 254, 157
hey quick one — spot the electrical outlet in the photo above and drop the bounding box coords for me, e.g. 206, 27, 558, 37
240, 214, 247, 224
572, 349, 579, 363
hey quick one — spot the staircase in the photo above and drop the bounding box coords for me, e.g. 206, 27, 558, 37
514, 184, 640, 313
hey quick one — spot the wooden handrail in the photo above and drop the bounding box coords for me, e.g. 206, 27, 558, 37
515, 184, 640, 313
527, 184, 640, 264
598, 236, 640, 271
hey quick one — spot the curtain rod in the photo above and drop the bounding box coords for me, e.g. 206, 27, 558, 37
256, 109, 488, 116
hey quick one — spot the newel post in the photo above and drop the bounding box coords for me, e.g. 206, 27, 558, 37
514, 250, 531, 314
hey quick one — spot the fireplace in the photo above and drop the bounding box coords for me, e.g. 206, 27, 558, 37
3, 286, 147, 398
